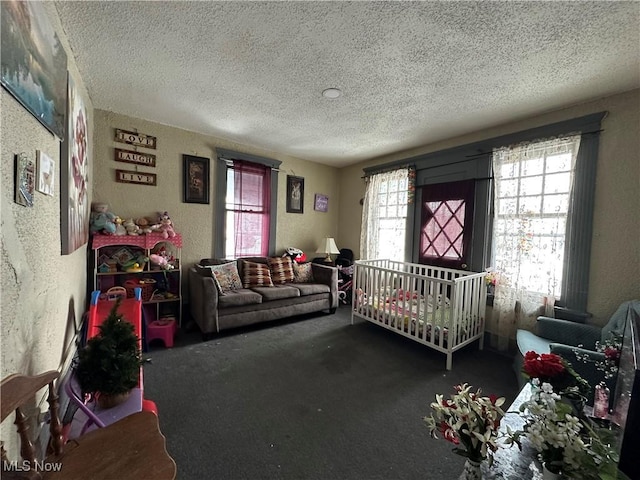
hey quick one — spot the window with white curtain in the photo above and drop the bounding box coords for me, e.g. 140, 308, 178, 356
492, 135, 581, 298
360, 168, 410, 261
490, 134, 582, 348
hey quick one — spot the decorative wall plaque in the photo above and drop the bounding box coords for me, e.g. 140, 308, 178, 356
114, 148, 156, 167
115, 169, 157, 186
114, 129, 157, 149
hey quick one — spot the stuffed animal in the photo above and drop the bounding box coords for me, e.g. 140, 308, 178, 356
155, 211, 176, 239
113, 216, 127, 236
149, 253, 174, 271
123, 218, 140, 236
136, 217, 155, 234
89, 203, 117, 235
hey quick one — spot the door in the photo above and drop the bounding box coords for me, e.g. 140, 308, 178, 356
419, 179, 475, 270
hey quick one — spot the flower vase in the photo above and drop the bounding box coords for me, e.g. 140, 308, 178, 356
542, 463, 562, 480
458, 458, 483, 480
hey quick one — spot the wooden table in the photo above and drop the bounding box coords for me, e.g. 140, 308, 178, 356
45, 411, 176, 480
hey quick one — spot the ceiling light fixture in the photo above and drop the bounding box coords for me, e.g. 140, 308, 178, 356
322, 88, 342, 99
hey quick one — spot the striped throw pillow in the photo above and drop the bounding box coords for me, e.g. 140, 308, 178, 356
242, 261, 274, 288
267, 257, 295, 284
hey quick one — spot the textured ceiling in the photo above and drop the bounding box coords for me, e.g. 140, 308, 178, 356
54, 1, 640, 167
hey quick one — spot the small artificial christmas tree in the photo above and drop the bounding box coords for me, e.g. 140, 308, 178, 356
76, 298, 142, 407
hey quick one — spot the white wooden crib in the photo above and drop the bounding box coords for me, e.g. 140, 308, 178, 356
351, 259, 487, 370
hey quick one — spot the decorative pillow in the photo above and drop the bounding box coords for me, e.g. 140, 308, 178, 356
267, 256, 295, 284
242, 261, 274, 288
209, 262, 243, 294
293, 262, 314, 283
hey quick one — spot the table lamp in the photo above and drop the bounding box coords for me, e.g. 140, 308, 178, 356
316, 237, 340, 263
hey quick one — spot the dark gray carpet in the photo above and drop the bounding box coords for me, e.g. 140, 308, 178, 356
143, 305, 519, 480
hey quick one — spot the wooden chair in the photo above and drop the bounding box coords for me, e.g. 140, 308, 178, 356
1, 371, 176, 480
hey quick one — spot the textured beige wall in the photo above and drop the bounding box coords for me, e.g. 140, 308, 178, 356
0, 2, 93, 457
338, 89, 640, 323
93, 110, 340, 275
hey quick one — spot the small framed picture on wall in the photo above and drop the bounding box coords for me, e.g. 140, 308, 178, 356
286, 175, 304, 213
36, 150, 55, 196
314, 194, 328, 212
183, 154, 210, 204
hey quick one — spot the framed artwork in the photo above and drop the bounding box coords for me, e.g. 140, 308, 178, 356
36, 150, 55, 196
314, 194, 328, 212
14, 152, 35, 207
286, 175, 304, 213
1, 1, 68, 138
61, 73, 90, 255
183, 155, 210, 204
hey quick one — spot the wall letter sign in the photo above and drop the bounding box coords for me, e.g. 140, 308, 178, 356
114, 148, 156, 167
115, 169, 157, 186
114, 129, 157, 149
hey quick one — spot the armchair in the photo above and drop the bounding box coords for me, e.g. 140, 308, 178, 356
515, 301, 635, 405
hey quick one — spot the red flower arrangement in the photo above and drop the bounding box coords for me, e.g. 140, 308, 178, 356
522, 351, 590, 401
523, 351, 565, 379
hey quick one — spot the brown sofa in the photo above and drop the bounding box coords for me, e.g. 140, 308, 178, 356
188, 257, 338, 339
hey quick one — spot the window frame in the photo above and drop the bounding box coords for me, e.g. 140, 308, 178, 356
214, 149, 281, 259
363, 112, 606, 311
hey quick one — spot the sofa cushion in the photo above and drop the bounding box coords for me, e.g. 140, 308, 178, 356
207, 262, 243, 293
293, 262, 314, 283
251, 285, 300, 301
242, 261, 274, 288
218, 289, 263, 308
516, 329, 552, 356
291, 283, 330, 296
267, 256, 295, 284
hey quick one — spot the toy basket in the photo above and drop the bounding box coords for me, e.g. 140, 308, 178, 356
124, 279, 156, 301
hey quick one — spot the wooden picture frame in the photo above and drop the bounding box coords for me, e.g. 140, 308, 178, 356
314, 194, 328, 212
286, 175, 304, 213
183, 155, 210, 204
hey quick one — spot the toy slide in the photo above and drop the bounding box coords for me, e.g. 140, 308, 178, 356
88, 289, 142, 346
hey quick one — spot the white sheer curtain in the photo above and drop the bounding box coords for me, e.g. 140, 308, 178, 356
491, 135, 581, 351
360, 168, 410, 261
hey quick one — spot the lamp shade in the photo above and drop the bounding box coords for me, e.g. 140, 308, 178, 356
316, 237, 340, 261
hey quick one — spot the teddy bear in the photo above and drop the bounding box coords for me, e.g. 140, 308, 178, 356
89, 203, 117, 235
135, 217, 155, 234
123, 218, 140, 236
155, 211, 176, 239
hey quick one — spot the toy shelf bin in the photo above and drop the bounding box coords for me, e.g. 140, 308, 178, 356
91, 232, 182, 326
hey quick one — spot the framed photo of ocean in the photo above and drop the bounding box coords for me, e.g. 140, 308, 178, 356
1, 1, 68, 138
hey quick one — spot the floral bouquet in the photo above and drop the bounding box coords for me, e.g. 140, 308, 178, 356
424, 383, 505, 465
484, 268, 501, 287
505, 381, 619, 479
522, 351, 590, 409
574, 334, 622, 380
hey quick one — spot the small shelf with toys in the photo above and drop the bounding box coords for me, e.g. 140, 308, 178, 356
91, 231, 182, 327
